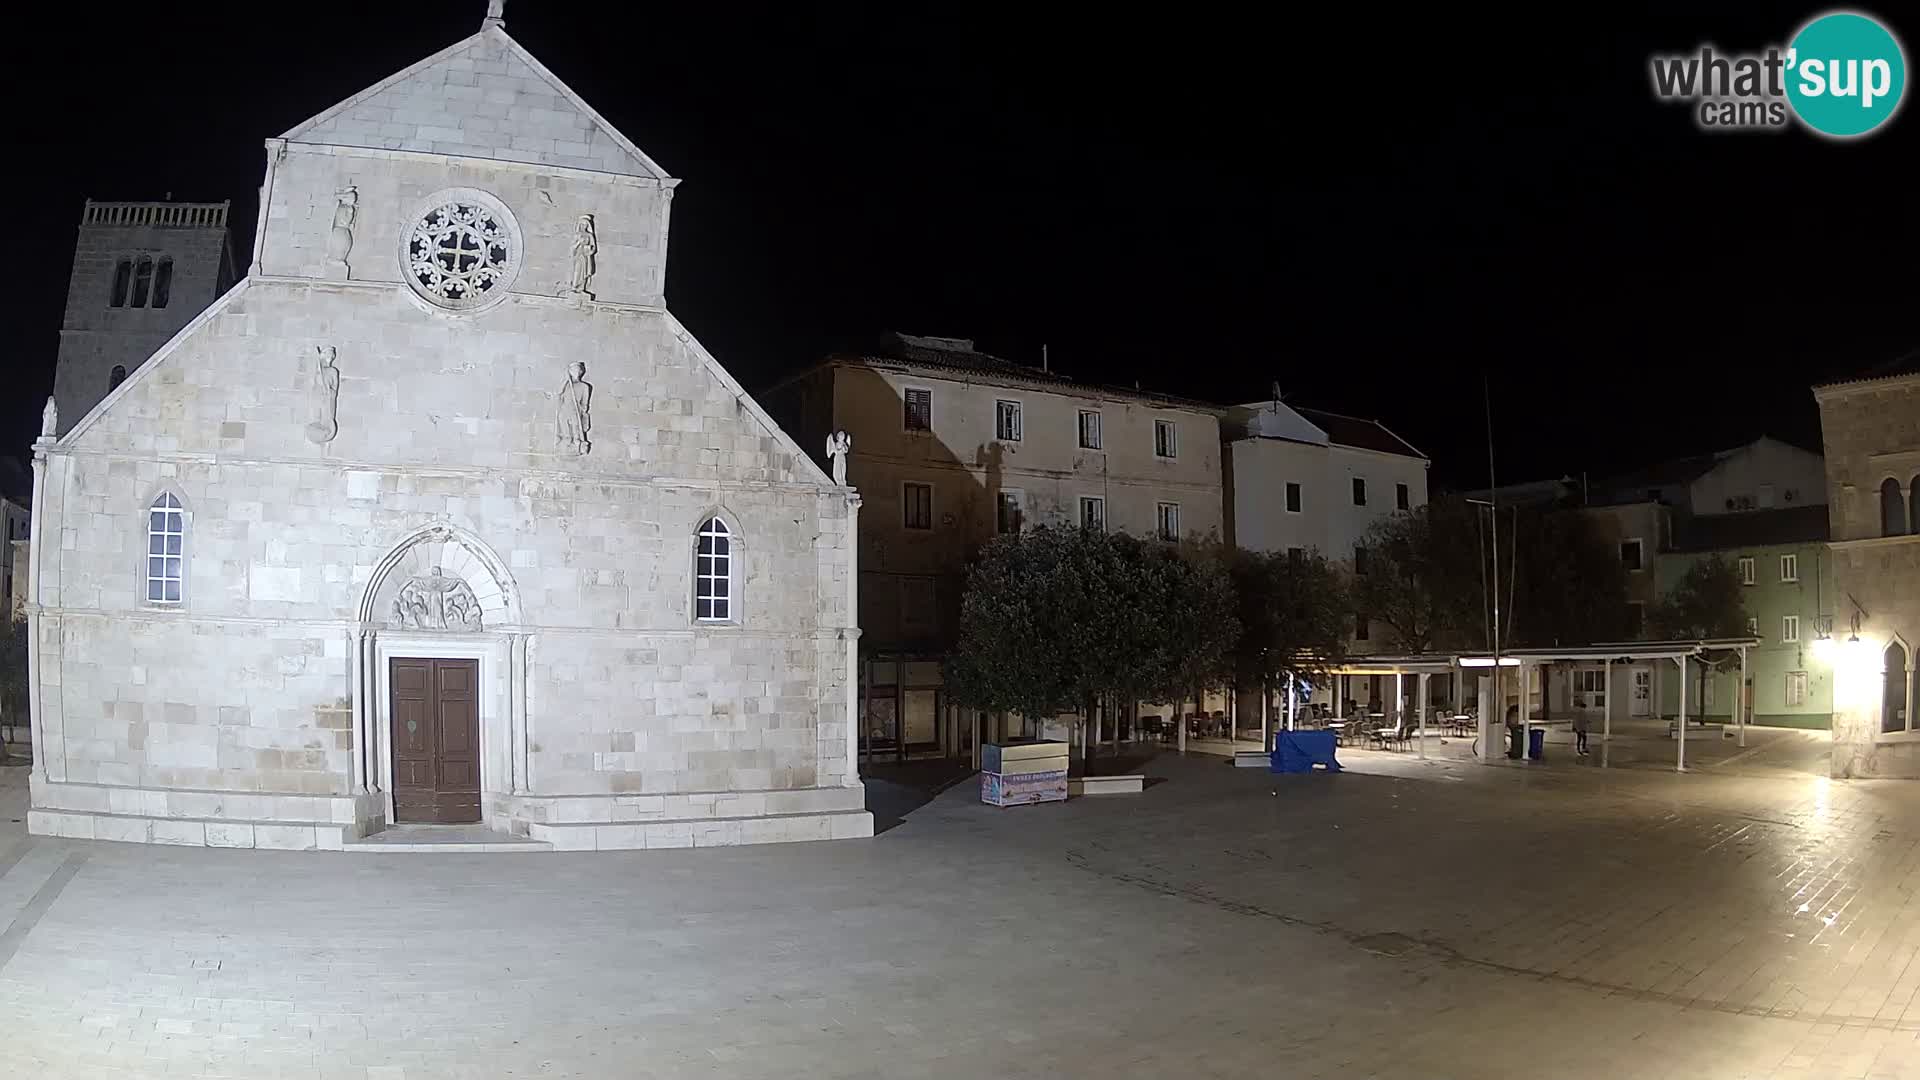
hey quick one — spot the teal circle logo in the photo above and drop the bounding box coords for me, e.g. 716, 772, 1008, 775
1785, 11, 1907, 137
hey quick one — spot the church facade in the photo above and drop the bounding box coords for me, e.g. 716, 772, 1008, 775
24, 9, 872, 849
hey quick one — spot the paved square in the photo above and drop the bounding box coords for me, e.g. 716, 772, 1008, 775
2, 739, 1919, 1079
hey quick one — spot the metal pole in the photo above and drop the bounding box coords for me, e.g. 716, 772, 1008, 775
1418, 671, 1429, 759
1602, 658, 1612, 768
1738, 645, 1749, 748
1676, 655, 1688, 772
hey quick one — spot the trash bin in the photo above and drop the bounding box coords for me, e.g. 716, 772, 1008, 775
1528, 727, 1545, 760
1506, 725, 1524, 759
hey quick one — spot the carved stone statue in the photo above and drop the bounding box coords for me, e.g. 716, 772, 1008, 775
305, 346, 340, 444
40, 396, 57, 440
326, 187, 358, 280
566, 215, 597, 300
388, 568, 484, 631
556, 362, 592, 456
826, 430, 852, 485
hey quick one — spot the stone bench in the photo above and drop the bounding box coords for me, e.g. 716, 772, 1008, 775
1069, 775, 1146, 796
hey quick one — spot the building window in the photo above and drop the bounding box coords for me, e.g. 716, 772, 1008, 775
1079, 496, 1105, 532
901, 576, 937, 633
694, 517, 733, 621
996, 490, 1024, 535
1353, 545, 1369, 576
108, 365, 128, 391
1573, 669, 1606, 708
1354, 612, 1369, 641
109, 260, 132, 307
902, 482, 933, 530
130, 257, 154, 308
1781, 615, 1799, 643
1882, 477, 1908, 537
995, 400, 1023, 442
1883, 641, 1910, 734
1077, 410, 1102, 450
151, 257, 173, 309
1156, 502, 1181, 542
1154, 419, 1177, 459
1738, 556, 1755, 585
1620, 539, 1644, 572
1285, 482, 1302, 513
1396, 483, 1410, 511
1785, 671, 1808, 707
903, 388, 933, 431
1352, 478, 1367, 506
1746, 616, 1759, 636
404, 194, 519, 311
1288, 547, 1304, 567
145, 493, 185, 604
1780, 554, 1799, 583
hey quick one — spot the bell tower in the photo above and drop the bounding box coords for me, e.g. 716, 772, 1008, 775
50, 198, 237, 434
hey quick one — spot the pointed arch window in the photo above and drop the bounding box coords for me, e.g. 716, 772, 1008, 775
110, 260, 132, 307
695, 517, 734, 622
109, 365, 128, 391
1884, 640, 1910, 735
151, 257, 174, 309
130, 257, 154, 308
1882, 477, 1908, 537
146, 493, 185, 604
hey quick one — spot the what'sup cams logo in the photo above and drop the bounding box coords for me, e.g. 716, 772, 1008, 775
1650, 10, 1907, 137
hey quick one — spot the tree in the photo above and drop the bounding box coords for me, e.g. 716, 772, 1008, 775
1506, 508, 1631, 647
1223, 546, 1349, 731
1352, 495, 1487, 652
944, 527, 1238, 737
1651, 554, 1747, 639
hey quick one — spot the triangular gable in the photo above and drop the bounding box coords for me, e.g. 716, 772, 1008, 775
61, 279, 254, 446
663, 313, 837, 490
279, 26, 671, 181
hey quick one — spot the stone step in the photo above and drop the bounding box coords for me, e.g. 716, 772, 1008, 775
342, 825, 551, 853
526, 808, 874, 851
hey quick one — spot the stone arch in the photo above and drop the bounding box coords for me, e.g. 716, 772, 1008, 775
358, 523, 523, 629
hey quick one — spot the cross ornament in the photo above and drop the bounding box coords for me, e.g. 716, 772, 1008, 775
484, 0, 506, 26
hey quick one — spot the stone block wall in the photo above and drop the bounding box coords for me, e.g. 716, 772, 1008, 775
1815, 374, 1920, 777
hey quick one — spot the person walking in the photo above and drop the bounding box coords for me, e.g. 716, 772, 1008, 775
1573, 710, 1591, 757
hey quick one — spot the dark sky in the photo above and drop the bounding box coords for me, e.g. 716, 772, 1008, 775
5, 1, 1912, 489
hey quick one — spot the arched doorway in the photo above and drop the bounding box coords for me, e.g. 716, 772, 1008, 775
1884, 640, 1910, 735
353, 525, 529, 828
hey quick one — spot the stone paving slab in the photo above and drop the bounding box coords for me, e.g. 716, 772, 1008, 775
1, 753, 1919, 1078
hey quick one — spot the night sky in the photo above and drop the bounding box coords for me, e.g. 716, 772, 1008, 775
5, 1, 1912, 490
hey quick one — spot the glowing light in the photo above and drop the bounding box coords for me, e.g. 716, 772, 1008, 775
1459, 657, 1522, 668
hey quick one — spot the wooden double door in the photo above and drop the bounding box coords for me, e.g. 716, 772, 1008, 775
389, 657, 481, 824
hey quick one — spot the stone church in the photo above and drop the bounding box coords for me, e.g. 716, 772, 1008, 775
24, 5, 871, 849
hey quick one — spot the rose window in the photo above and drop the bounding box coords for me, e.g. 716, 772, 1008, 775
404, 200, 515, 309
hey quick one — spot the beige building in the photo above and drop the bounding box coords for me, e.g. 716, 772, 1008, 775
24, 9, 870, 850
1219, 395, 1428, 652
1814, 353, 1920, 778
765, 333, 1224, 754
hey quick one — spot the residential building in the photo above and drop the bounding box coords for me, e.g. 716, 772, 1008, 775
50, 199, 237, 436
1651, 505, 1835, 728
1813, 351, 1920, 778
24, 8, 871, 849
2, 496, 27, 618
1220, 394, 1428, 651
764, 333, 1224, 753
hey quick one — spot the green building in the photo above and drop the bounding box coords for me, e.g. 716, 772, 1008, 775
1653, 505, 1834, 728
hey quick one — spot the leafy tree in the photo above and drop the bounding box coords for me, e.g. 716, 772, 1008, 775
1506, 508, 1631, 647
1227, 546, 1349, 686
1651, 554, 1748, 639
1352, 495, 1487, 652
0, 618, 26, 759
944, 527, 1238, 735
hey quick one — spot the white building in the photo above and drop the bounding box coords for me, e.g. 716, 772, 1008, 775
24, 6, 870, 850
1222, 396, 1429, 648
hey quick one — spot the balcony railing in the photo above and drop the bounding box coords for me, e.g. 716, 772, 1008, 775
82, 200, 230, 229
